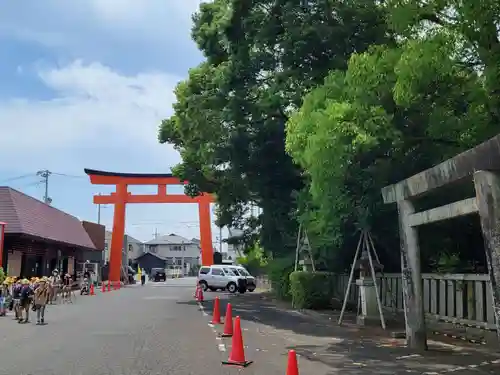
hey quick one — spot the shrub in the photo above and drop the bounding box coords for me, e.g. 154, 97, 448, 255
289, 271, 335, 309
266, 256, 295, 300
0, 267, 4, 284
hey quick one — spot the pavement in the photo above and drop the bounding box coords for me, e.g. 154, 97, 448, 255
0, 278, 224, 375
0, 279, 498, 375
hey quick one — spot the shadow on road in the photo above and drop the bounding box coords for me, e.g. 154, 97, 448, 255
177, 292, 500, 375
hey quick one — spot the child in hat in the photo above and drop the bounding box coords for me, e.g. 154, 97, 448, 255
34, 277, 50, 325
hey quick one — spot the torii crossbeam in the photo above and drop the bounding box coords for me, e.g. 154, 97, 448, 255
84, 169, 215, 282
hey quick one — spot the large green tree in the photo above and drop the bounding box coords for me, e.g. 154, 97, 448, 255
159, 0, 389, 257
286, 30, 496, 271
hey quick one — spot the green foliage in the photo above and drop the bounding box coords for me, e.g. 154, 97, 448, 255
289, 271, 335, 310
266, 256, 295, 301
0, 267, 4, 284
158, 0, 500, 280
236, 241, 267, 275
286, 31, 497, 271
159, 0, 390, 260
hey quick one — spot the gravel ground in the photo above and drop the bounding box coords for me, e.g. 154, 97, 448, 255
197, 290, 500, 375
0, 277, 228, 375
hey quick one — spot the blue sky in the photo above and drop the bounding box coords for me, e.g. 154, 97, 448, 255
0, 1, 228, 246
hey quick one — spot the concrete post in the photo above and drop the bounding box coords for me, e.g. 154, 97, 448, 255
473, 171, 500, 338
356, 273, 380, 326
397, 199, 427, 351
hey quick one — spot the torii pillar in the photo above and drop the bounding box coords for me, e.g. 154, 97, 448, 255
84, 169, 215, 282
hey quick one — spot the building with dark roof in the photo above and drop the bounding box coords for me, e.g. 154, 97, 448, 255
0, 186, 104, 278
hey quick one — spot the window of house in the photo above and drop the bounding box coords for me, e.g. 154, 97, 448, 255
171, 245, 182, 251
211, 268, 223, 276
149, 245, 158, 253
176, 258, 182, 265
128, 244, 133, 252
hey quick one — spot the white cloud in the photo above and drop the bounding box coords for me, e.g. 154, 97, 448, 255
0, 1, 207, 65
0, 61, 181, 172
0, 1, 224, 244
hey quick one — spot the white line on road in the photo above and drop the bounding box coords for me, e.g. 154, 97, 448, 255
421, 357, 500, 374
198, 301, 226, 353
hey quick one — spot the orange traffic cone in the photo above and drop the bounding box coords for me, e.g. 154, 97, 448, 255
90, 284, 95, 296
286, 350, 299, 375
107, 280, 111, 292
219, 303, 233, 337
222, 316, 252, 367
197, 287, 204, 303
193, 284, 200, 299
211, 297, 222, 324
101, 282, 106, 293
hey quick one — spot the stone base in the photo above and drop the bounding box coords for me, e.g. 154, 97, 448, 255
356, 315, 384, 327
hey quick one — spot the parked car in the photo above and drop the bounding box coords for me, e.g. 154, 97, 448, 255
151, 268, 166, 282
198, 265, 247, 293
229, 266, 256, 292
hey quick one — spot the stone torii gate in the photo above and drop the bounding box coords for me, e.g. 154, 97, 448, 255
381, 135, 500, 350
84, 169, 215, 282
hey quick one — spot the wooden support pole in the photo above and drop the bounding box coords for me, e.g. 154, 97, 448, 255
473, 171, 500, 339
397, 199, 427, 351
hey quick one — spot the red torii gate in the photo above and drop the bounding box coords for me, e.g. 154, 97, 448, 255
84, 169, 215, 282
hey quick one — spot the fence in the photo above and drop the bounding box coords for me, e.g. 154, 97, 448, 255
260, 273, 497, 330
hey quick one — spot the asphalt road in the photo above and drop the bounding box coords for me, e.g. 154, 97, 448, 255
0, 277, 228, 375
1, 279, 498, 375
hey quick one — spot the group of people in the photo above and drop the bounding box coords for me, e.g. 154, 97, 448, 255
0, 269, 73, 325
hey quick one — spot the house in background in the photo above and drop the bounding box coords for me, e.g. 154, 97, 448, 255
103, 231, 144, 266
226, 227, 244, 262
135, 252, 167, 276
140, 233, 201, 275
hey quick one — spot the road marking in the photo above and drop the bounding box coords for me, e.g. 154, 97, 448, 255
198, 301, 226, 353
396, 354, 422, 360
421, 358, 500, 374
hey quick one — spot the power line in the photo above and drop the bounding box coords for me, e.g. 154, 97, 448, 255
51, 172, 86, 179
0, 174, 35, 184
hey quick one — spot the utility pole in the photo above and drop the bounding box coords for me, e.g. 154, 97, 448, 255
36, 170, 52, 205
153, 228, 159, 239
219, 226, 223, 252
97, 193, 102, 224
181, 245, 185, 276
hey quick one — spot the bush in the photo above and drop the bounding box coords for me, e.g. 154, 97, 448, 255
0, 267, 4, 284
266, 256, 295, 300
289, 271, 335, 309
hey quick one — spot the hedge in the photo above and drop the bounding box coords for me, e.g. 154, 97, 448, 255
266, 256, 295, 300
289, 271, 335, 309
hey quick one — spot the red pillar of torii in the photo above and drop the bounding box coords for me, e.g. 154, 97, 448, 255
84, 169, 215, 282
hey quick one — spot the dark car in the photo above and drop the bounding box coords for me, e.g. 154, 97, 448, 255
151, 268, 166, 282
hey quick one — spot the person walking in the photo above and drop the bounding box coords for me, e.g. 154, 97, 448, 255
34, 277, 50, 325
12, 279, 22, 320
0, 281, 8, 316
18, 279, 33, 324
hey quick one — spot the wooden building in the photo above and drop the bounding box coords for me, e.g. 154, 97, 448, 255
0, 186, 103, 278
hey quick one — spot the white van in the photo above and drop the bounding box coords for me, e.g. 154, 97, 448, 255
228, 265, 256, 292
197, 265, 247, 293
